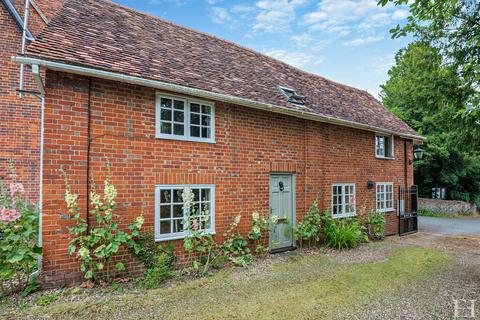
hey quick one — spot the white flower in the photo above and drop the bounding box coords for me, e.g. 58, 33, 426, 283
182, 187, 194, 210
234, 215, 241, 225
104, 180, 117, 207
271, 215, 278, 224
252, 211, 260, 221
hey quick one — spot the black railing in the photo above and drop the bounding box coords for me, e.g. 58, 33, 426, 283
398, 185, 418, 236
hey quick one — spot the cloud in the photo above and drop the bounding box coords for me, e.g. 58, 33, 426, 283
253, 0, 307, 33
264, 49, 324, 69
231, 4, 255, 14
211, 7, 232, 24
290, 33, 314, 47
392, 9, 409, 19
302, 0, 406, 35
343, 36, 383, 46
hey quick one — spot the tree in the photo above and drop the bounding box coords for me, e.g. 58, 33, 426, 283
381, 42, 480, 205
378, 0, 480, 120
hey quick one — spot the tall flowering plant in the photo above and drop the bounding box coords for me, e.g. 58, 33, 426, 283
64, 163, 144, 283
0, 169, 41, 296
181, 187, 215, 275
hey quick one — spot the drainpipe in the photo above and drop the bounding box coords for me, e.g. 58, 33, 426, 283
19, 0, 31, 98
31, 95, 45, 277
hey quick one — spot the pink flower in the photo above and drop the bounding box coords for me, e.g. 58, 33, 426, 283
9, 183, 25, 197
0, 208, 21, 225
192, 219, 199, 231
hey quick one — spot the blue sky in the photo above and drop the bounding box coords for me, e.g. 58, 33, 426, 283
115, 0, 412, 98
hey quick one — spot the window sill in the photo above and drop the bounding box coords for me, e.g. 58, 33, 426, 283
378, 209, 395, 213
375, 156, 395, 160
332, 213, 356, 219
155, 230, 216, 242
156, 134, 215, 144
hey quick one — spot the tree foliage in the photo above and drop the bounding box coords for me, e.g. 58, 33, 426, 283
378, 0, 480, 120
381, 42, 480, 205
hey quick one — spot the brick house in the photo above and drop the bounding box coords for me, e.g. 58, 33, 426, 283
1, 0, 63, 200
10, 0, 423, 285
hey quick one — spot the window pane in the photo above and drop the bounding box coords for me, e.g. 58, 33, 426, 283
193, 189, 200, 201
160, 190, 171, 203
173, 219, 184, 233
191, 113, 200, 125
190, 103, 200, 113
173, 189, 183, 203
201, 189, 209, 201
174, 111, 184, 122
161, 122, 172, 134
202, 115, 210, 126
202, 105, 211, 114
191, 126, 200, 137
161, 109, 172, 121
201, 127, 210, 138
160, 205, 171, 219
173, 204, 183, 218
174, 100, 184, 110
160, 220, 171, 234
161, 98, 172, 108
173, 124, 184, 135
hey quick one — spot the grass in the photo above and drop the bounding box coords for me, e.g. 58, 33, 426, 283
1, 244, 451, 320
417, 208, 463, 218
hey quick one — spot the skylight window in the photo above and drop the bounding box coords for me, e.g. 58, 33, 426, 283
278, 86, 307, 105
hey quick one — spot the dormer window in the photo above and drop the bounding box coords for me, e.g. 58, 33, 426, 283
278, 86, 307, 105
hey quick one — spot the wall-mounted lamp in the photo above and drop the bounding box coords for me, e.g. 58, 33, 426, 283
413, 145, 425, 161
367, 180, 374, 189
409, 145, 425, 165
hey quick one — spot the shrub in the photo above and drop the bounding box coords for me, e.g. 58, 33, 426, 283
63, 164, 144, 283
322, 212, 364, 250
294, 200, 322, 248
0, 167, 41, 296
137, 253, 174, 289
132, 232, 175, 269
248, 211, 269, 254
363, 211, 386, 240
220, 215, 251, 267
133, 232, 175, 289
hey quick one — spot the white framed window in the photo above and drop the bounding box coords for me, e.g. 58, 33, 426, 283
154, 184, 215, 241
331, 183, 356, 218
375, 134, 394, 158
156, 93, 215, 143
376, 182, 394, 212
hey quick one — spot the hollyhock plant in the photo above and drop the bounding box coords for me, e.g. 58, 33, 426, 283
0, 169, 40, 296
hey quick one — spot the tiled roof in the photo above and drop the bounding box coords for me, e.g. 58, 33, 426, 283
25, 0, 418, 137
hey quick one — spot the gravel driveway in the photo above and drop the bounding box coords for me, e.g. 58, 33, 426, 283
419, 216, 480, 236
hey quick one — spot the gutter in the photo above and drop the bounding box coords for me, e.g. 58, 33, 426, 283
12, 56, 426, 142
1, 0, 34, 40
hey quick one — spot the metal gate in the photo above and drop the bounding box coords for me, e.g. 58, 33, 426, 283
398, 185, 418, 236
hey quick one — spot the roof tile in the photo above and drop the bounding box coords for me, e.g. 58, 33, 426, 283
26, 0, 418, 137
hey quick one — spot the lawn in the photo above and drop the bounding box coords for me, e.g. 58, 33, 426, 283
0, 241, 452, 320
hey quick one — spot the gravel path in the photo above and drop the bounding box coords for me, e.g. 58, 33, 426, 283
419, 216, 480, 236
337, 232, 480, 319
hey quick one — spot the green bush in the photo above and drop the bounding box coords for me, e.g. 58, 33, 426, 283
363, 211, 386, 240
294, 200, 322, 248
133, 232, 175, 269
322, 212, 364, 250
0, 167, 41, 296
137, 253, 174, 289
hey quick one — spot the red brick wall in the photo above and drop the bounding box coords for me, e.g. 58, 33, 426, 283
41, 70, 415, 284
0, 2, 48, 201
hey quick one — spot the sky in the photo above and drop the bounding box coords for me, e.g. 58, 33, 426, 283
115, 0, 412, 98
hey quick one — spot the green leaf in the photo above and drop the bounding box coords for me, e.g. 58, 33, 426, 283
115, 262, 125, 271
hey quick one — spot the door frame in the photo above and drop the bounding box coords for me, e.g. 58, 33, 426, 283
269, 173, 296, 251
